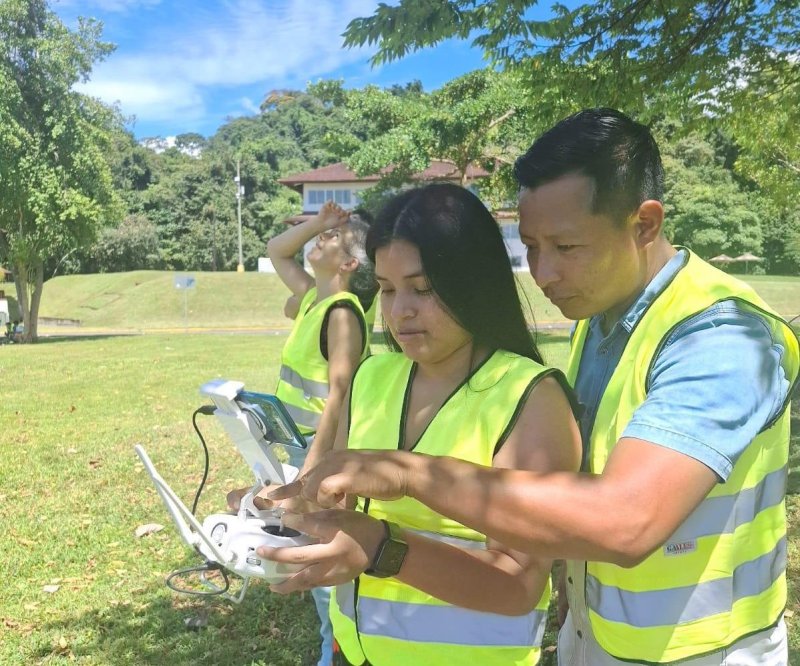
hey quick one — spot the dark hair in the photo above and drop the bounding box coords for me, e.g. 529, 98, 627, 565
514, 108, 664, 224
342, 213, 378, 312
366, 183, 543, 364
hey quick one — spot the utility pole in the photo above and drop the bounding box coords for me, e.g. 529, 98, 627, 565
235, 158, 244, 272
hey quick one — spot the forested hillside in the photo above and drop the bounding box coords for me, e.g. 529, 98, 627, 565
59, 73, 800, 279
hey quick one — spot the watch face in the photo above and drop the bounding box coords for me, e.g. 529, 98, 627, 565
380, 539, 407, 576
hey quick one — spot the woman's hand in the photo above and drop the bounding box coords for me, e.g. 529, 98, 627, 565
258, 510, 387, 593
317, 200, 350, 231
226, 484, 319, 515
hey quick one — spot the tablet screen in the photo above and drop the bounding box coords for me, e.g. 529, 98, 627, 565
235, 391, 307, 450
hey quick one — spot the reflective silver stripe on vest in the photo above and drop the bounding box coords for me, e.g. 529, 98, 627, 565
587, 535, 787, 628
335, 529, 546, 648
283, 403, 321, 429
279, 365, 330, 400
669, 465, 786, 543
356, 597, 547, 647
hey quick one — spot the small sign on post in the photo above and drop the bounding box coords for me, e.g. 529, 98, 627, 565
174, 275, 196, 329
174, 275, 196, 290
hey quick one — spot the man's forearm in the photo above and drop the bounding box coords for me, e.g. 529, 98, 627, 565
406, 454, 644, 565
280, 447, 674, 565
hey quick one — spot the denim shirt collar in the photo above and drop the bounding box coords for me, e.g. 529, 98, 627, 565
588, 249, 688, 341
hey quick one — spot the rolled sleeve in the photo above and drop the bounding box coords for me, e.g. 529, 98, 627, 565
622, 301, 791, 481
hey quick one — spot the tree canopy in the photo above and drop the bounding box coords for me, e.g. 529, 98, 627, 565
0, 0, 121, 341
344, 1, 797, 102
343, 0, 800, 199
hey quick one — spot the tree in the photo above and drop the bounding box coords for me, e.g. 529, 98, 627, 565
327, 69, 546, 207
174, 132, 207, 156
0, 0, 121, 341
761, 206, 800, 276
89, 214, 161, 273
344, 1, 797, 101
343, 1, 799, 201
724, 63, 800, 206
661, 135, 764, 260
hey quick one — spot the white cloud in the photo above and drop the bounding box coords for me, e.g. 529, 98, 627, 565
78, 75, 205, 125
75, 0, 379, 130
239, 96, 261, 115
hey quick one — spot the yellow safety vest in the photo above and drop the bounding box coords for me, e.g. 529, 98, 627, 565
330, 350, 558, 666
275, 287, 368, 435
566, 250, 800, 663
364, 294, 377, 333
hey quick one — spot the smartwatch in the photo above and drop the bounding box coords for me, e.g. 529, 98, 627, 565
364, 519, 408, 578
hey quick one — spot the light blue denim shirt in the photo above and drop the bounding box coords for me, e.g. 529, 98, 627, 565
573, 250, 791, 480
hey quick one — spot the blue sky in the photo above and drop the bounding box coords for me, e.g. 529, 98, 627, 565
52, 0, 492, 140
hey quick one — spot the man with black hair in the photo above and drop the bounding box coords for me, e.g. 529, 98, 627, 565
271, 109, 799, 665
510, 107, 799, 664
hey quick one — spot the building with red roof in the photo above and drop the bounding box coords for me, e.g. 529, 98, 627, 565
266, 160, 527, 272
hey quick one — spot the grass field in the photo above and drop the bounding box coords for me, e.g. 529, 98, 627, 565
5, 271, 562, 333
4, 270, 796, 334
1, 335, 321, 665
0, 332, 567, 666
1, 271, 799, 664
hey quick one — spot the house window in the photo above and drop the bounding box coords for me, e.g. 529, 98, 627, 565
308, 189, 352, 205
308, 190, 329, 204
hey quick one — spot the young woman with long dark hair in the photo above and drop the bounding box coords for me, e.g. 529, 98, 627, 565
262, 183, 581, 666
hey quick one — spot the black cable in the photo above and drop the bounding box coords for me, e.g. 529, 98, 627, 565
165, 561, 230, 597
191, 405, 216, 515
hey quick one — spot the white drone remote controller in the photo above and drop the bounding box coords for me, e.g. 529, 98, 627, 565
135, 379, 314, 603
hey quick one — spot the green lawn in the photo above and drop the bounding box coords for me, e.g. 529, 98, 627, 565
738, 275, 800, 322
2, 332, 799, 664
4, 271, 303, 331
1, 335, 320, 665
4, 270, 799, 334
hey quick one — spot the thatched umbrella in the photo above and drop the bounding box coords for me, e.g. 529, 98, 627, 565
709, 254, 735, 264
733, 252, 763, 274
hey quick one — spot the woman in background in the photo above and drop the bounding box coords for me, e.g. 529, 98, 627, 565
229, 200, 376, 666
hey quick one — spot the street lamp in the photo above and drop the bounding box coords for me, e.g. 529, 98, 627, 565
234, 158, 244, 273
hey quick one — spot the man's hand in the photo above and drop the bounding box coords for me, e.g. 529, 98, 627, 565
268, 449, 417, 508
258, 510, 386, 592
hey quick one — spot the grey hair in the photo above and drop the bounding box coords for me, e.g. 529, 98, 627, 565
343, 216, 378, 311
